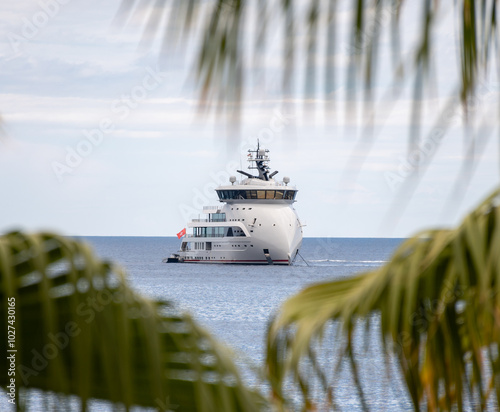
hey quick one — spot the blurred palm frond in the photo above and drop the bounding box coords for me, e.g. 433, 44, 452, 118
116, 0, 498, 130
267, 187, 500, 411
0, 232, 263, 411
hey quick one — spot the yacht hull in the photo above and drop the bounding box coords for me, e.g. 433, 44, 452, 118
176, 203, 303, 265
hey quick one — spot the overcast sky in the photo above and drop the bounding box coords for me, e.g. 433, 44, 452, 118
1, 0, 499, 238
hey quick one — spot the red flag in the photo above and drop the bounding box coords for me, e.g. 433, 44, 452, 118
177, 228, 186, 239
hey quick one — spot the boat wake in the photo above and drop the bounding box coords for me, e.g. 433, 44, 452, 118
299, 259, 388, 267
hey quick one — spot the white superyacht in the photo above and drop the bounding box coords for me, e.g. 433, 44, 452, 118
167, 143, 303, 265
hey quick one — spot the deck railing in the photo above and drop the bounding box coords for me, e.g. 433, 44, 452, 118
185, 234, 225, 238
191, 218, 226, 222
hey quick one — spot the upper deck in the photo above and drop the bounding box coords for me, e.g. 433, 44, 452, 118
216, 186, 297, 201
216, 143, 298, 202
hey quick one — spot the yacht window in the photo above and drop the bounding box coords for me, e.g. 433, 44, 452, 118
217, 189, 296, 201
194, 227, 207, 237
210, 213, 226, 222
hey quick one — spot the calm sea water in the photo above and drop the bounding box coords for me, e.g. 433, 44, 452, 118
84, 236, 410, 411
5, 237, 415, 411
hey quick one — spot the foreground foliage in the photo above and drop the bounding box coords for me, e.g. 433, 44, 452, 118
267, 188, 500, 411
3, 188, 500, 411
0, 232, 262, 411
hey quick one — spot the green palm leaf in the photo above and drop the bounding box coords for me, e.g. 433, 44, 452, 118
267, 188, 500, 411
0, 232, 263, 411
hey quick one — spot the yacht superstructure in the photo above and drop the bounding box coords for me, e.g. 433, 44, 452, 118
167, 144, 303, 265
